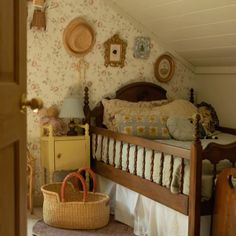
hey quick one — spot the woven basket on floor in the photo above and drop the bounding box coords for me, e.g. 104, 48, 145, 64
41, 168, 110, 229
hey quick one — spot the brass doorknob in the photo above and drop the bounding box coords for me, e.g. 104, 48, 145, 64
20, 94, 43, 113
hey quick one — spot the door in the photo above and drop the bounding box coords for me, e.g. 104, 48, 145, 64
55, 139, 87, 170
0, 1, 27, 236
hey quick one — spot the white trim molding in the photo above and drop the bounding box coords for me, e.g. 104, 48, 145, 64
195, 66, 236, 75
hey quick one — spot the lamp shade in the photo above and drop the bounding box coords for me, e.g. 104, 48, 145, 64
59, 97, 84, 119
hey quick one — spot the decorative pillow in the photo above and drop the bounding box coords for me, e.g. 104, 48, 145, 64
149, 100, 170, 106
167, 116, 206, 141
114, 112, 171, 139
155, 99, 198, 118
102, 98, 169, 129
197, 102, 219, 134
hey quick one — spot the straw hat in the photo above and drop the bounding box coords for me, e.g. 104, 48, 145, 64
63, 17, 95, 57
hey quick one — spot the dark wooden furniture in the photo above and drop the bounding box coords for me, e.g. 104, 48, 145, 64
83, 82, 236, 236
212, 168, 236, 236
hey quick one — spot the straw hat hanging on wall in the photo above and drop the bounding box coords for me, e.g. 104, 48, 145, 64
63, 17, 95, 57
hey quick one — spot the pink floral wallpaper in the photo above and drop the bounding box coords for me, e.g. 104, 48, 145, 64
27, 0, 195, 204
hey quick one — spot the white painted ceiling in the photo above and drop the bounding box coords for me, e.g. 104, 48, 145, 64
112, 0, 236, 67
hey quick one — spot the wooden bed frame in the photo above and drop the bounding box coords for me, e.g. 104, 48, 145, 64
83, 82, 236, 236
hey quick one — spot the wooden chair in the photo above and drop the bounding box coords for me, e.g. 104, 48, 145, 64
212, 168, 236, 236
27, 149, 35, 214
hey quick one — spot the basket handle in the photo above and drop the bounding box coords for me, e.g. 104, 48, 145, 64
78, 167, 97, 193
60, 172, 87, 202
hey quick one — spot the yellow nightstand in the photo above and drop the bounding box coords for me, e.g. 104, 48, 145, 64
40, 123, 90, 184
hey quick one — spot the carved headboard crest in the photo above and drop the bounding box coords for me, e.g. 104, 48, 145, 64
115, 82, 167, 102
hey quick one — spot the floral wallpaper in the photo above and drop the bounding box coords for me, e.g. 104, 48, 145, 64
27, 0, 195, 205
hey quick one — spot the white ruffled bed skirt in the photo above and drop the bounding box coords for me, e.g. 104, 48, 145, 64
96, 175, 211, 236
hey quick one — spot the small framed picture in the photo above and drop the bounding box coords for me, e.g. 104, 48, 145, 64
104, 34, 127, 68
133, 37, 151, 59
154, 54, 175, 83
110, 44, 121, 62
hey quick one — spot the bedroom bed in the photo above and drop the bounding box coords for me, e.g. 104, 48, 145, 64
83, 82, 236, 236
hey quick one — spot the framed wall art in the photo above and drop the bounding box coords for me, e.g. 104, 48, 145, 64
133, 37, 150, 59
104, 34, 127, 68
154, 54, 175, 83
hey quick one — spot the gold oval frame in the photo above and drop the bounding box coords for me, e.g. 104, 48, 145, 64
154, 54, 175, 83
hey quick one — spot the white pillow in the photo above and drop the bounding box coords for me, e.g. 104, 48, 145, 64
167, 116, 195, 141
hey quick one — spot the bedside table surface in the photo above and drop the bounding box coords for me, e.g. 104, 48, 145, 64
41, 135, 87, 141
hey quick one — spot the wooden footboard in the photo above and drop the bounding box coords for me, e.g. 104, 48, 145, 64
93, 161, 189, 214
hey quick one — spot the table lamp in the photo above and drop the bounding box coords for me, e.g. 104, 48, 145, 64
59, 97, 84, 136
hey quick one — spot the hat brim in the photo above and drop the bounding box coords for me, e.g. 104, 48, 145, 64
63, 17, 95, 57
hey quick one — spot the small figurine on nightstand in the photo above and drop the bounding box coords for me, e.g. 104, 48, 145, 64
38, 105, 66, 136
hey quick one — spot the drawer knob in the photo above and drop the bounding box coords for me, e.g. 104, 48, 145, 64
57, 153, 62, 159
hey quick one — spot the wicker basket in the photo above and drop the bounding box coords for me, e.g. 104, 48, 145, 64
41, 168, 110, 229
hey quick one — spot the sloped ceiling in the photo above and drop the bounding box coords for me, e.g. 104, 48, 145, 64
112, 0, 236, 67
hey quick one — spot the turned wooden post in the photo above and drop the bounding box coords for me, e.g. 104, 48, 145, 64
188, 114, 203, 236
83, 86, 91, 125
190, 88, 194, 104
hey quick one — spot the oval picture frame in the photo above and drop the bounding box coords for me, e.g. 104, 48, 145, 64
154, 54, 175, 83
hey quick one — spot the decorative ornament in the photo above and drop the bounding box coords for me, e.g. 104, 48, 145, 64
30, 0, 47, 30
133, 37, 151, 59
77, 58, 89, 90
154, 54, 175, 83
63, 17, 95, 57
104, 34, 127, 68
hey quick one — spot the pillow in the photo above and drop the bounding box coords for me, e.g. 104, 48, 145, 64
167, 116, 206, 141
149, 100, 170, 106
102, 98, 169, 129
197, 102, 219, 134
114, 112, 171, 139
155, 99, 197, 118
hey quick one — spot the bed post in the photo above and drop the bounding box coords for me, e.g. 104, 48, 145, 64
188, 114, 202, 236
190, 88, 194, 104
83, 86, 91, 125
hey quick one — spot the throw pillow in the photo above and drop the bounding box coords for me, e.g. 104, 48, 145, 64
167, 116, 206, 141
154, 99, 198, 118
197, 102, 219, 134
102, 98, 169, 130
114, 112, 171, 139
